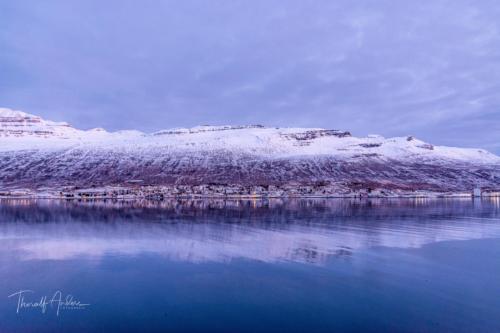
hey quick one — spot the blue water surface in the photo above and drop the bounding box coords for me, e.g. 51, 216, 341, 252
0, 198, 499, 332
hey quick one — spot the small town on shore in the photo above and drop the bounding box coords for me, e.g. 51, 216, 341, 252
0, 184, 499, 199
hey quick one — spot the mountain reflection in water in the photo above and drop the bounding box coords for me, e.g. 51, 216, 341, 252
0, 198, 499, 265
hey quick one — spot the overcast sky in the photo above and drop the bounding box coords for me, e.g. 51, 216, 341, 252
1, 0, 499, 152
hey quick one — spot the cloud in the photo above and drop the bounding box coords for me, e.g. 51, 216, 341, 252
0, 0, 499, 152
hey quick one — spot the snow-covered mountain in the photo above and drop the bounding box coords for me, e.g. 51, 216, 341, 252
0, 107, 499, 193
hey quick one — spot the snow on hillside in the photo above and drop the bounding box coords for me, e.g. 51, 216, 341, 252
0, 107, 499, 192
0, 107, 498, 163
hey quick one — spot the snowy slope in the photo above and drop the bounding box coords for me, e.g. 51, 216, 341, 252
0, 107, 499, 191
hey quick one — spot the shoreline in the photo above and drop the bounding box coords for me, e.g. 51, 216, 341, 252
1, 185, 499, 200
1, 193, 499, 200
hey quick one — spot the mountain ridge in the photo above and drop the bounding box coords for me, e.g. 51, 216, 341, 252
0, 107, 499, 196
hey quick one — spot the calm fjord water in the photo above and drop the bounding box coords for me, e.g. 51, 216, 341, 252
0, 198, 499, 332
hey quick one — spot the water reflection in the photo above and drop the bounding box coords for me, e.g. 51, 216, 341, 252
0, 198, 499, 265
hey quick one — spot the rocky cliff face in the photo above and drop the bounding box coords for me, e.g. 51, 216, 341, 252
0, 108, 78, 138
0, 108, 499, 192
